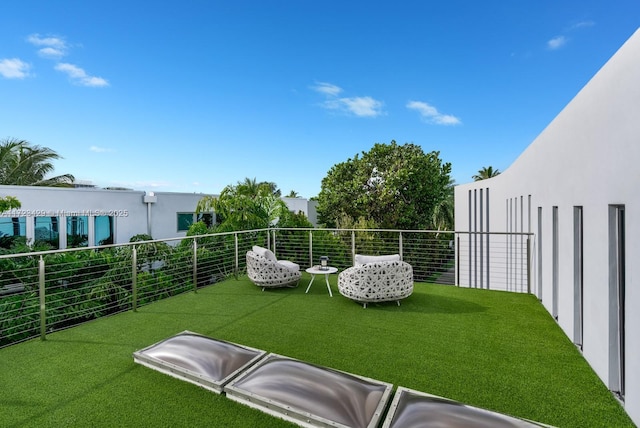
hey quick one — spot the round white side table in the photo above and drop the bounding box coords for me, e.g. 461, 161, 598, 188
305, 266, 338, 297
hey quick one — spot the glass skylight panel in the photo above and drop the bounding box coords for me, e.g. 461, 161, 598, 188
133, 331, 266, 393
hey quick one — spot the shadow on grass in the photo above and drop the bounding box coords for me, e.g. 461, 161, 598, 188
337, 287, 487, 315
200, 277, 488, 315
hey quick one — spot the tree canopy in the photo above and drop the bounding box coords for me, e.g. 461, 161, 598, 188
0, 138, 75, 186
0, 196, 21, 213
316, 141, 452, 230
473, 166, 501, 181
194, 178, 311, 232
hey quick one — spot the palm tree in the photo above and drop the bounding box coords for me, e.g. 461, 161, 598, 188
196, 178, 287, 231
285, 190, 299, 198
472, 166, 501, 181
236, 178, 281, 198
431, 178, 455, 232
0, 138, 75, 186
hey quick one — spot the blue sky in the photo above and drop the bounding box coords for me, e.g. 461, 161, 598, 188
1, 1, 639, 198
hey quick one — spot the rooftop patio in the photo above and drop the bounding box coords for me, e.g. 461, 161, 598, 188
0, 270, 633, 427
0, 228, 634, 426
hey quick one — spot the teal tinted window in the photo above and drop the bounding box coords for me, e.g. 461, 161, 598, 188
67, 216, 88, 248
177, 213, 194, 232
0, 216, 25, 237
0, 216, 26, 249
95, 216, 114, 245
34, 217, 60, 249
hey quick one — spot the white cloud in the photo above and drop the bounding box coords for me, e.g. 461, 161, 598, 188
27, 34, 68, 59
27, 34, 67, 50
313, 82, 384, 117
547, 35, 567, 50
433, 114, 462, 125
332, 96, 384, 117
27, 33, 109, 86
407, 100, 461, 126
89, 145, 113, 153
55, 63, 109, 87
569, 21, 595, 31
37, 47, 66, 59
82, 75, 110, 87
545, 21, 594, 53
55, 63, 85, 78
312, 81, 343, 96
0, 58, 31, 79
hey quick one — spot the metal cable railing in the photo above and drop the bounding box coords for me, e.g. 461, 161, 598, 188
0, 228, 530, 348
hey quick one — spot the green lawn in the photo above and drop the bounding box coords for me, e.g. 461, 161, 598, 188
0, 274, 633, 427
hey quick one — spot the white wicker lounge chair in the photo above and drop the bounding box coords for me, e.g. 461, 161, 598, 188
338, 254, 413, 308
246, 246, 301, 290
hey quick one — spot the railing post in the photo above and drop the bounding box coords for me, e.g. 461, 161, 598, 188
456, 235, 460, 287
132, 246, 138, 312
271, 229, 276, 257
527, 236, 531, 294
193, 238, 198, 292
234, 233, 239, 279
39, 255, 46, 341
309, 230, 313, 268
351, 230, 356, 264
399, 232, 404, 260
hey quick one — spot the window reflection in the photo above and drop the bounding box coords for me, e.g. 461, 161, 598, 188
0, 217, 26, 249
177, 212, 213, 232
198, 213, 213, 227
177, 213, 194, 232
67, 216, 88, 248
95, 216, 114, 245
34, 217, 60, 249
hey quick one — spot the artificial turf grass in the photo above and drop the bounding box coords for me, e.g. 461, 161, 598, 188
0, 275, 634, 428
0, 304, 296, 427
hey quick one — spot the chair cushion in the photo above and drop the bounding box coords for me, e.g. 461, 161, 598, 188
354, 254, 401, 266
278, 260, 300, 272
252, 245, 277, 262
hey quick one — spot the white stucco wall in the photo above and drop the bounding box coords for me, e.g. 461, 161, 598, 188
455, 28, 640, 424
282, 197, 319, 225
146, 191, 213, 241
0, 186, 319, 247
0, 186, 148, 245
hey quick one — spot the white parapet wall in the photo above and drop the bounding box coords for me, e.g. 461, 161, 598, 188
455, 28, 640, 425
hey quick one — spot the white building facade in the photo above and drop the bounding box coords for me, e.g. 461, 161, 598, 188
0, 186, 318, 248
455, 28, 640, 424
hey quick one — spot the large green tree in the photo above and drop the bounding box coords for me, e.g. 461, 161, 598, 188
0, 138, 74, 186
195, 178, 289, 232
317, 141, 452, 230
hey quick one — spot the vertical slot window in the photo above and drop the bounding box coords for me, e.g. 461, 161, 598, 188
552, 206, 558, 319
573, 207, 583, 349
608, 205, 625, 399
537, 207, 542, 300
